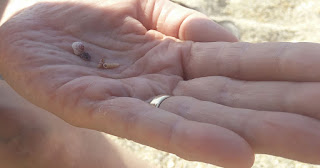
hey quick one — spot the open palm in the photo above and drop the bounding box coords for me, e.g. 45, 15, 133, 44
0, 0, 248, 167
1, 0, 320, 168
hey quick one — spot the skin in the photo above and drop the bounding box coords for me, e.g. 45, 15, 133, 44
0, 80, 152, 168
0, 0, 319, 167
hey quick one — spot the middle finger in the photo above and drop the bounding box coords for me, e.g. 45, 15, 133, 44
173, 76, 320, 119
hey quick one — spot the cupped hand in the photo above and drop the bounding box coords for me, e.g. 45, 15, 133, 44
0, 0, 248, 168
0, 0, 319, 167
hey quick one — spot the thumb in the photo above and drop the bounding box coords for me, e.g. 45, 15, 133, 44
139, 0, 238, 42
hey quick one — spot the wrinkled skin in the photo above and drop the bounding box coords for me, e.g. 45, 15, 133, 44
1, 0, 320, 168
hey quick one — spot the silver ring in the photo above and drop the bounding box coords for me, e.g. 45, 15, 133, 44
149, 95, 170, 108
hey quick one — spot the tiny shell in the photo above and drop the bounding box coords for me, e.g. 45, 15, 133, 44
72, 42, 85, 56
103, 63, 120, 69
97, 58, 105, 68
80, 52, 91, 61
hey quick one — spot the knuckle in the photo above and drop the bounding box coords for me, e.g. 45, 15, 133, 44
1, 114, 75, 167
4, 126, 50, 162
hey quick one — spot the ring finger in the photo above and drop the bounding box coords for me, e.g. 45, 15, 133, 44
159, 95, 320, 164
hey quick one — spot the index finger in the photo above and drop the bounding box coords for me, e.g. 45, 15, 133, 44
184, 42, 320, 81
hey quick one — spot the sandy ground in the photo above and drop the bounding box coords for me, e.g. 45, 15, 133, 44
174, 0, 320, 43
109, 1, 320, 168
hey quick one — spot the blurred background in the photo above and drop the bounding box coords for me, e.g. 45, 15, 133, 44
172, 0, 320, 43
109, 0, 320, 168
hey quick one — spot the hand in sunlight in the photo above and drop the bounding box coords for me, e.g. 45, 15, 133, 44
1, 0, 320, 168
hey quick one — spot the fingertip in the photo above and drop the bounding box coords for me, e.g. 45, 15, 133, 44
179, 14, 238, 42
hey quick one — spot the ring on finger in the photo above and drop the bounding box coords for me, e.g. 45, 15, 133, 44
149, 95, 171, 108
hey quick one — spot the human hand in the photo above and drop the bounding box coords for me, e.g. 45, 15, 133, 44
0, 0, 248, 168
1, 0, 319, 167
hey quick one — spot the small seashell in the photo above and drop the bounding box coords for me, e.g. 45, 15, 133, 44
103, 63, 120, 69
79, 52, 91, 61
72, 42, 85, 56
97, 58, 105, 68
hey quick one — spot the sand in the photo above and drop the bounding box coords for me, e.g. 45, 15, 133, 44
109, 1, 320, 168
173, 0, 320, 43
